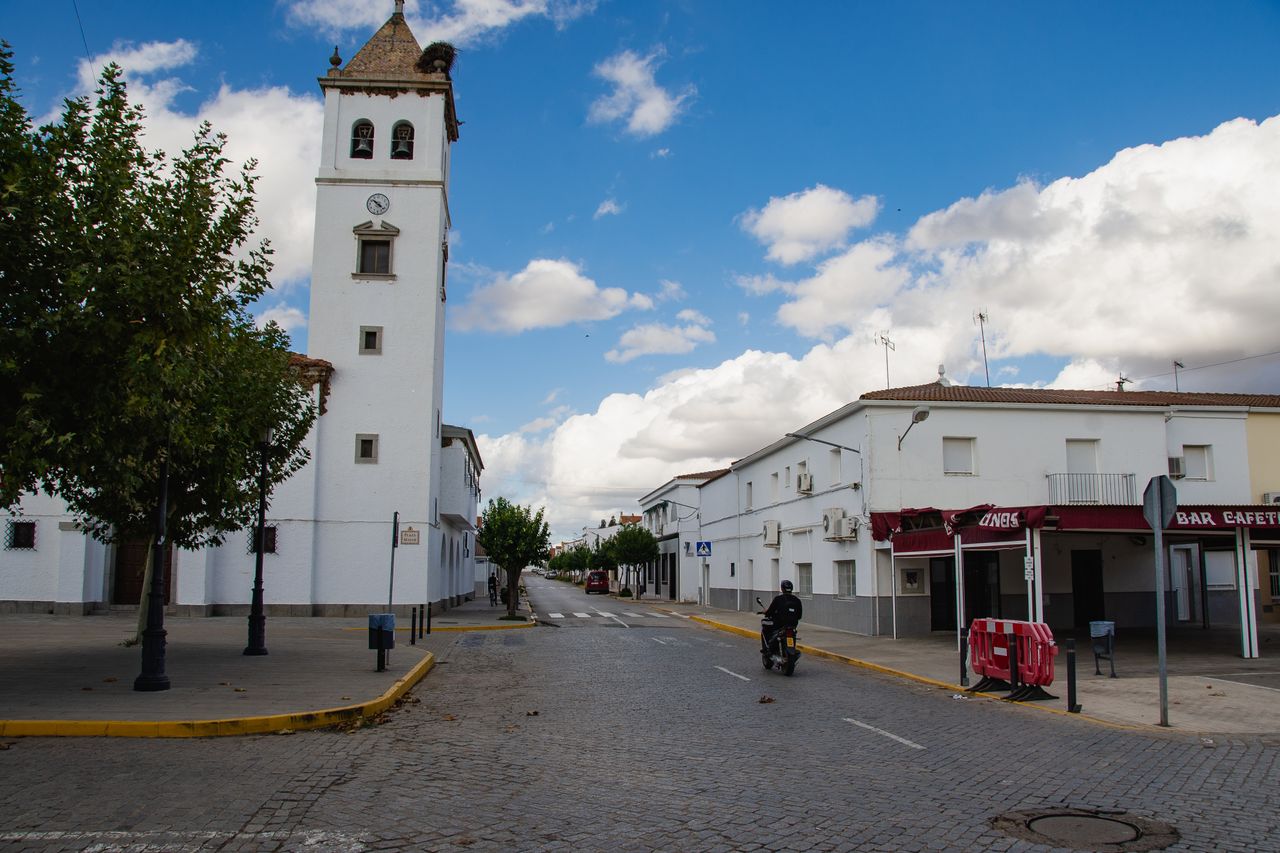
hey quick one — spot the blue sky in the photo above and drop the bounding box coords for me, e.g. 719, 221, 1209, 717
6, 1, 1280, 539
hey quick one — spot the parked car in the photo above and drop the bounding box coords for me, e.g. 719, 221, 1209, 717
585, 570, 609, 594
544, 570, 558, 580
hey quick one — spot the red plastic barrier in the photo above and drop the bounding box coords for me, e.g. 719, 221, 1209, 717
968, 618, 1058, 687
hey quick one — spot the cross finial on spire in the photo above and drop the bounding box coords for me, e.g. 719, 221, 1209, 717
395, 0, 405, 15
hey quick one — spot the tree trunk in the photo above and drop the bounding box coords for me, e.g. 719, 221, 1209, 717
506, 569, 520, 618
132, 536, 156, 644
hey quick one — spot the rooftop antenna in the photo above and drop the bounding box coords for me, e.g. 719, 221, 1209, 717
973, 310, 991, 387
877, 332, 895, 389
1115, 374, 1130, 392
1173, 360, 1185, 392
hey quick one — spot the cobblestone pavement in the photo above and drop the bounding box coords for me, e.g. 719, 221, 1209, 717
1, 609, 1278, 852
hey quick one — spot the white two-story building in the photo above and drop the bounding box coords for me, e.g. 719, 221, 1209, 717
667, 380, 1280, 657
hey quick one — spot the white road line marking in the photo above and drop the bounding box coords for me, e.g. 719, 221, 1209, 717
649, 613, 669, 618
548, 613, 564, 619
651, 637, 669, 645
573, 612, 591, 618
715, 665, 750, 682
842, 717, 925, 750
594, 608, 629, 627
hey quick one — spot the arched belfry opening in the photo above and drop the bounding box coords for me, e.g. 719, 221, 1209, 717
351, 120, 375, 159
391, 121, 415, 159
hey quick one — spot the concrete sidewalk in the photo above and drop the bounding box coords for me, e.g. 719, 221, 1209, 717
0, 596, 531, 737
630, 596, 1280, 736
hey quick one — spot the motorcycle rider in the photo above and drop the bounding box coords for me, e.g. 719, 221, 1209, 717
761, 579, 803, 652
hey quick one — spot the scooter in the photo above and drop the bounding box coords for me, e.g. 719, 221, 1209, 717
757, 597, 800, 676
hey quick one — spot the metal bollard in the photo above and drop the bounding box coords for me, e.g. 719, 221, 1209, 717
1066, 638, 1081, 713
419, 604, 425, 639
425, 602, 431, 635
1006, 632, 1019, 699
959, 627, 969, 687
410, 607, 417, 645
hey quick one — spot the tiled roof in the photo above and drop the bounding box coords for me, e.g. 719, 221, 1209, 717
674, 468, 731, 481
859, 383, 1280, 408
341, 12, 425, 79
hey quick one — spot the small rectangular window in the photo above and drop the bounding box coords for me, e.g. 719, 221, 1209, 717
5, 520, 36, 550
770, 472, 779, 502
835, 560, 855, 598
355, 433, 379, 464
359, 326, 383, 355
729, 562, 736, 578
745, 481, 753, 510
359, 239, 391, 275
943, 437, 975, 475
249, 525, 278, 554
829, 448, 842, 485
770, 558, 779, 590
1183, 445, 1212, 481
796, 562, 813, 597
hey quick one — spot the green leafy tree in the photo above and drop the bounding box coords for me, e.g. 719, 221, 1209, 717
588, 540, 617, 576
611, 524, 659, 595
477, 497, 550, 618
0, 54, 316, 638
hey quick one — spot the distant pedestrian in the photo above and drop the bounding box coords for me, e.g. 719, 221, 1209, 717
487, 573, 498, 606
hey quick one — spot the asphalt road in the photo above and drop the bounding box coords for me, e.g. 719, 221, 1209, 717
1, 573, 1277, 851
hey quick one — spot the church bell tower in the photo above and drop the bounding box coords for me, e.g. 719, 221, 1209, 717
305, 3, 459, 609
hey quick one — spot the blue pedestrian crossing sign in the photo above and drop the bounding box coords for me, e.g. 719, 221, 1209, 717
696, 541, 712, 557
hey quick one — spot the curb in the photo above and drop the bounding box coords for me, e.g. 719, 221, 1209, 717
686, 615, 1136, 730
342, 620, 534, 634
0, 652, 437, 739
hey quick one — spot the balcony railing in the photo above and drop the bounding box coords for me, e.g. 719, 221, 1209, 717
1046, 473, 1137, 505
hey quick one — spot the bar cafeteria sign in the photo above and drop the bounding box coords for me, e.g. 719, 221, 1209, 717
1170, 508, 1280, 529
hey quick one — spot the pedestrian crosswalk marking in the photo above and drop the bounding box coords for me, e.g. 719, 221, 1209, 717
573, 612, 591, 618
548, 613, 563, 619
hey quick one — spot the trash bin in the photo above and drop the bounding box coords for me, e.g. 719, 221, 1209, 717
1089, 620, 1115, 678
368, 612, 396, 650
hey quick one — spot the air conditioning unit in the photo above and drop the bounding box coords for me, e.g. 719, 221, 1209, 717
796, 472, 813, 493
1167, 457, 1185, 479
822, 508, 846, 539
763, 520, 781, 547
835, 517, 858, 541
1263, 492, 1280, 505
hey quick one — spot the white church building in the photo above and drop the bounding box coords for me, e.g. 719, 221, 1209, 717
0, 6, 482, 618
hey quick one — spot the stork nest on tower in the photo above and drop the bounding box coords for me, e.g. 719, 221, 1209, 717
417, 42, 457, 77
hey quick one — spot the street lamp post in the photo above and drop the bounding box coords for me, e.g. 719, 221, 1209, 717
244, 427, 273, 656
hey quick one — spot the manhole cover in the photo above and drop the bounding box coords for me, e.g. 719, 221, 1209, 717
992, 808, 1179, 852
1029, 815, 1139, 845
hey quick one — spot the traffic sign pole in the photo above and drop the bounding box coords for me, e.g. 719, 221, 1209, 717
1143, 476, 1177, 727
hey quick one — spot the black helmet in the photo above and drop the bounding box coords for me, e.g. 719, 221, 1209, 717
780, 579, 793, 593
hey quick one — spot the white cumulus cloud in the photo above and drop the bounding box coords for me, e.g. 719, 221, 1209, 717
588, 48, 694, 137
257, 305, 308, 333
453, 258, 650, 333
286, 0, 595, 46
604, 319, 715, 364
69, 41, 323, 291
739, 184, 880, 265
594, 198, 624, 219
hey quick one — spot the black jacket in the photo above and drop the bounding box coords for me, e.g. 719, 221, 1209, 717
764, 592, 802, 628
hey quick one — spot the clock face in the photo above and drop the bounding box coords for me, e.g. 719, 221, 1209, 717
366, 193, 390, 215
